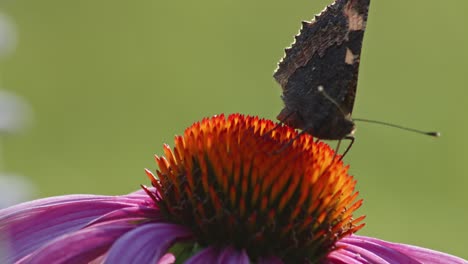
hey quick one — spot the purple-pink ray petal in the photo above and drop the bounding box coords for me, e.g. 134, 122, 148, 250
352, 235, 468, 264
85, 206, 162, 227
185, 246, 250, 264
324, 252, 364, 264
185, 246, 220, 264
158, 253, 176, 264
216, 246, 250, 264
329, 239, 419, 264
17, 219, 140, 264
0, 194, 154, 263
104, 223, 193, 264
326, 242, 376, 264
325, 235, 468, 264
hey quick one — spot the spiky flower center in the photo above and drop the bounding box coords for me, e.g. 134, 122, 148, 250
144, 114, 364, 262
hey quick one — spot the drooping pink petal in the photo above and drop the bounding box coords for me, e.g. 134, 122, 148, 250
104, 223, 193, 264
0, 193, 154, 263
328, 239, 419, 264
325, 235, 468, 264
85, 205, 162, 227
352, 235, 468, 264
185, 246, 220, 264
17, 219, 141, 263
216, 246, 250, 264
158, 253, 176, 264
184, 246, 251, 264
324, 251, 365, 264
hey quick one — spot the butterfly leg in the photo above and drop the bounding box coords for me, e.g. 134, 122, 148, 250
339, 136, 355, 161
333, 140, 342, 161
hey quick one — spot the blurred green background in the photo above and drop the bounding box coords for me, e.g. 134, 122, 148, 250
1, 0, 467, 260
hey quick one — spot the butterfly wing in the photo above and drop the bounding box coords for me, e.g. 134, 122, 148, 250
274, 0, 369, 139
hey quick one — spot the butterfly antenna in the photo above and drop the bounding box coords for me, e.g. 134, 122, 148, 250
317, 86, 440, 138
317, 86, 348, 117
353, 118, 440, 137
316, 85, 355, 159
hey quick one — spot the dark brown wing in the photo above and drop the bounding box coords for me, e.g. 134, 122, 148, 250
274, 0, 369, 139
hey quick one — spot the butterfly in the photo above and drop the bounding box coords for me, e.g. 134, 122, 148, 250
274, 0, 370, 154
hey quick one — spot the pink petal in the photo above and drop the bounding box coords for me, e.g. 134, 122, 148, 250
351, 235, 468, 264
86, 205, 162, 227
185, 246, 250, 264
325, 235, 468, 264
0, 194, 154, 263
185, 246, 220, 264
17, 219, 140, 263
217, 246, 250, 264
158, 253, 176, 264
104, 223, 193, 263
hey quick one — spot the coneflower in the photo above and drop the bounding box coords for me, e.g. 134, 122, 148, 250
0, 114, 465, 264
